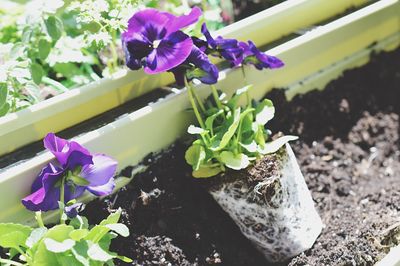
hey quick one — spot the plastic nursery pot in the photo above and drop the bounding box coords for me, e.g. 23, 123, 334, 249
207, 144, 323, 262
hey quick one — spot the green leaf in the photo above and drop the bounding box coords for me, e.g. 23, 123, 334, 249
70, 175, 90, 186
38, 39, 52, 60
104, 224, 129, 237
30, 63, 44, 85
88, 243, 115, 262
45, 16, 63, 41
187, 125, 207, 135
0, 223, 32, 249
0, 83, 8, 109
214, 107, 241, 151
69, 215, 89, 230
205, 109, 224, 134
236, 85, 252, 96
0, 103, 10, 117
240, 141, 258, 153
71, 241, 90, 266
258, 135, 298, 154
220, 151, 250, 170
69, 229, 89, 241
192, 164, 222, 178
185, 145, 206, 171
26, 227, 48, 248
255, 99, 275, 125
44, 238, 75, 253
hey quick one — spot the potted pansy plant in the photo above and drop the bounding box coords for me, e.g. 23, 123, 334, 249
0, 133, 131, 265
122, 7, 323, 262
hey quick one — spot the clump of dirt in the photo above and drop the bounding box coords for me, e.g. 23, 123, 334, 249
83, 48, 400, 266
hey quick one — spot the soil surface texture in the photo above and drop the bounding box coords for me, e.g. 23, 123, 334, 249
83, 49, 400, 266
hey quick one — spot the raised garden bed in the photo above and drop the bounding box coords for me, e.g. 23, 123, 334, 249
0, 0, 370, 157
83, 47, 400, 265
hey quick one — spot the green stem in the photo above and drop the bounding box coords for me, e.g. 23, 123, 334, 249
0, 258, 25, 266
42, 77, 68, 93
59, 178, 65, 225
184, 78, 206, 129
241, 66, 251, 107
109, 30, 118, 74
35, 212, 45, 228
191, 88, 206, 113
83, 64, 100, 81
210, 85, 222, 109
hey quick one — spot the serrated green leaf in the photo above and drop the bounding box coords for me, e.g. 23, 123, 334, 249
44, 238, 75, 253
71, 241, 90, 266
258, 136, 298, 154
45, 16, 63, 41
255, 99, 275, 125
220, 151, 250, 170
88, 243, 115, 262
185, 145, 206, 171
0, 223, 32, 249
69, 215, 89, 230
30, 63, 44, 85
105, 224, 129, 237
38, 39, 52, 60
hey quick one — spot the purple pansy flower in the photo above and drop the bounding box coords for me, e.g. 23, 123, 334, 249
122, 7, 202, 74
22, 133, 117, 212
170, 46, 219, 86
201, 23, 243, 66
241, 40, 284, 70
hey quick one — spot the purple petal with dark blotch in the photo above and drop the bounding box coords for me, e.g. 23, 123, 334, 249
87, 177, 115, 196
80, 154, 117, 187
127, 9, 169, 41
144, 31, 193, 74
188, 46, 219, 84
163, 7, 202, 35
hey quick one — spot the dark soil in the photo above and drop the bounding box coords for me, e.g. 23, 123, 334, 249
83, 48, 400, 266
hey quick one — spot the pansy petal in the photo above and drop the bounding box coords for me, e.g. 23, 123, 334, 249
127, 9, 169, 41
187, 46, 219, 84
122, 38, 143, 70
248, 40, 284, 69
31, 163, 62, 192
80, 154, 117, 187
22, 187, 59, 211
144, 31, 193, 74
65, 148, 93, 171
163, 7, 202, 35
87, 178, 115, 196
201, 23, 216, 48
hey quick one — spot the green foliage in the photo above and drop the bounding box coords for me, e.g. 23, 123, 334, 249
0, 210, 131, 266
185, 85, 298, 178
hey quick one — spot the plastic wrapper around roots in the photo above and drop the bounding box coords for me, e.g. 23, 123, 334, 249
208, 144, 323, 262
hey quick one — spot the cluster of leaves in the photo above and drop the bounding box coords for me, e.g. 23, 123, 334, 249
0, 209, 131, 266
185, 85, 297, 178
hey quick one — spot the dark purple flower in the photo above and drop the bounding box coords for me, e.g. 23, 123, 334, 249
170, 46, 219, 86
65, 202, 85, 218
122, 7, 202, 74
241, 40, 284, 70
22, 133, 117, 212
201, 23, 243, 66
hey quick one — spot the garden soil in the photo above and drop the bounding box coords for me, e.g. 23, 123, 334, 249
83, 48, 400, 265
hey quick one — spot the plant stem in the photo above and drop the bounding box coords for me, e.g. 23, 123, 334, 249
0, 258, 25, 266
241, 65, 251, 107
184, 78, 206, 129
35, 212, 45, 228
83, 64, 100, 81
191, 87, 206, 113
210, 85, 222, 109
42, 77, 68, 93
59, 178, 65, 225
